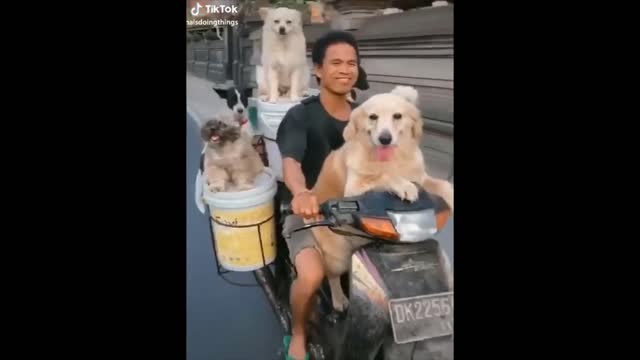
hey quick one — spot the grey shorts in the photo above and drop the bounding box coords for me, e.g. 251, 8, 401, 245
282, 214, 318, 264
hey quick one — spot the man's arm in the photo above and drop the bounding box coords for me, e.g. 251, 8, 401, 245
283, 157, 319, 218
277, 107, 309, 195
276, 107, 319, 217
282, 157, 309, 198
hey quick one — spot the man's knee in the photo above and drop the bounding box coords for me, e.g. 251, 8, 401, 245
294, 248, 325, 293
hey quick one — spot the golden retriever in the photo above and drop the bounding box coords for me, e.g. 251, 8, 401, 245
306, 86, 454, 311
201, 116, 264, 192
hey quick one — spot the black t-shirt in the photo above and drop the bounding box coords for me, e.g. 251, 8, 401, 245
276, 95, 357, 202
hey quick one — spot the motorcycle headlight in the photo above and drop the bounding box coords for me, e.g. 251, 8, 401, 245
387, 209, 451, 242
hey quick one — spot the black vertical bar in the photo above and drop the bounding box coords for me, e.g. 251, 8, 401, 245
258, 222, 267, 268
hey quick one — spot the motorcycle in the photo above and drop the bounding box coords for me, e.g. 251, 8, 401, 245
253, 185, 454, 360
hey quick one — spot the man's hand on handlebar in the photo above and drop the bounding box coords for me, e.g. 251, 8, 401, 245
291, 190, 321, 220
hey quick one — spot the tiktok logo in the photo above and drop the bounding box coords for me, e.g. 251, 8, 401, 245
191, 2, 202, 16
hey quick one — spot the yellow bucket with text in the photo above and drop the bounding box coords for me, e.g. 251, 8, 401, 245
203, 168, 277, 272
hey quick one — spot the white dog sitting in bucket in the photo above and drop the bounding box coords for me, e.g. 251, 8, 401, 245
257, 7, 310, 103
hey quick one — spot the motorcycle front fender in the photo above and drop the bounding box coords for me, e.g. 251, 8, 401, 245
338, 240, 453, 360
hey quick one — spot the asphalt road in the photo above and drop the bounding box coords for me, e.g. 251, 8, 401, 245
186, 75, 453, 360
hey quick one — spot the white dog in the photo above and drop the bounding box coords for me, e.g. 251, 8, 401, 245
258, 7, 310, 103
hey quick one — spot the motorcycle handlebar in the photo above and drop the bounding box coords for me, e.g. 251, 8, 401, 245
279, 202, 331, 219
280, 202, 337, 239
280, 203, 293, 217
279, 188, 449, 239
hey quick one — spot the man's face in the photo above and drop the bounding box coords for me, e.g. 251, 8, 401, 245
315, 43, 358, 96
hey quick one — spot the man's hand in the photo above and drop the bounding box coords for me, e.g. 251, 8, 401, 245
291, 190, 319, 219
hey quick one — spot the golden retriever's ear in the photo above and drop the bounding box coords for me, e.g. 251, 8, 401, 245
408, 106, 423, 139
259, 7, 270, 20
412, 118, 423, 139
343, 119, 356, 141
344, 106, 365, 141
391, 86, 419, 106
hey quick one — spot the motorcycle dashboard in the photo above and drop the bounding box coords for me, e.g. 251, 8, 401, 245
330, 188, 443, 218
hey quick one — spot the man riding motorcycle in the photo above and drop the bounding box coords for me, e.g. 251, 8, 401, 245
276, 30, 362, 360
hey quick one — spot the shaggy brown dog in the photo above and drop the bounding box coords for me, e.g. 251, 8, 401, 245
201, 117, 264, 192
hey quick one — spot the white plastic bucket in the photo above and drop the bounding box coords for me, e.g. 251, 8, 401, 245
257, 100, 299, 181
247, 97, 261, 136
202, 168, 278, 272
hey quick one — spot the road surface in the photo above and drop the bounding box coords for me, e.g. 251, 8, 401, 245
186, 74, 453, 360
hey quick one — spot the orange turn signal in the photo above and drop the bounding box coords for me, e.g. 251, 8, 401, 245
360, 217, 399, 240
436, 209, 451, 231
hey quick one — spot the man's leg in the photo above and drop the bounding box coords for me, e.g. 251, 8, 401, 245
282, 215, 325, 360
289, 248, 324, 359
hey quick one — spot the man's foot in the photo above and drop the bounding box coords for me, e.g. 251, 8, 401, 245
284, 335, 308, 360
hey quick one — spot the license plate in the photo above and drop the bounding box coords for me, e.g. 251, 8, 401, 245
388, 292, 453, 344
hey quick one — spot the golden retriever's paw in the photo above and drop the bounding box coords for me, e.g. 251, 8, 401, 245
208, 181, 226, 193
268, 96, 278, 103
392, 181, 419, 202
259, 94, 268, 101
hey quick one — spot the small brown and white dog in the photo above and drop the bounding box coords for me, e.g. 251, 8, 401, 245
257, 7, 310, 103
200, 116, 264, 192
306, 86, 454, 311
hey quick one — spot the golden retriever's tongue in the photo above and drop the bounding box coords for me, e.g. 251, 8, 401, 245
375, 146, 395, 161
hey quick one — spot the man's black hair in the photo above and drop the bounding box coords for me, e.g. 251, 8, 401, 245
311, 30, 360, 66
311, 30, 361, 85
